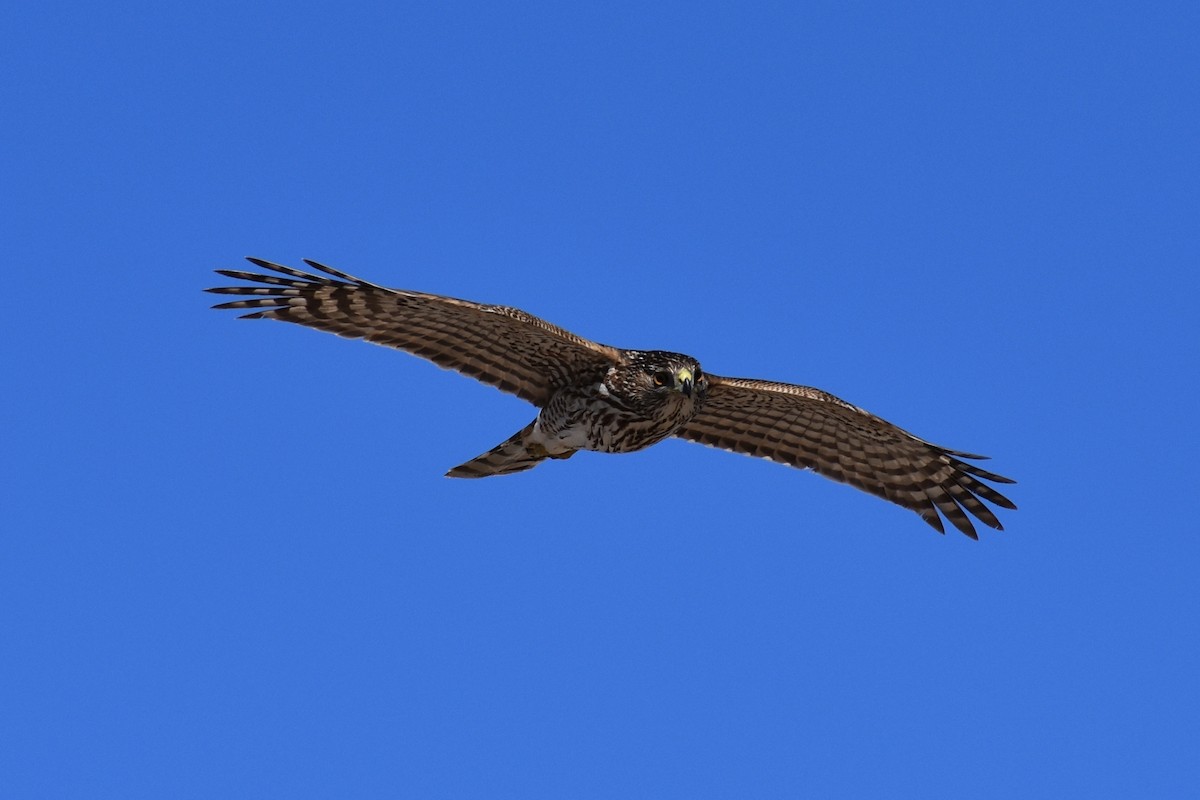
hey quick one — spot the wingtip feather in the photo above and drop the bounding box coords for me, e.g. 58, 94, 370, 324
302, 258, 380, 287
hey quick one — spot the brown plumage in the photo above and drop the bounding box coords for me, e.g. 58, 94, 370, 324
207, 258, 1016, 538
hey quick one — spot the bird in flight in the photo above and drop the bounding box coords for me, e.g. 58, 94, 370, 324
207, 258, 1015, 538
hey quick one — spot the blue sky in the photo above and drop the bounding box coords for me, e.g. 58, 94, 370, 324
3, 1, 1197, 797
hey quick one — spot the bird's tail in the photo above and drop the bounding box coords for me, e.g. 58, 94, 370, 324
445, 422, 574, 478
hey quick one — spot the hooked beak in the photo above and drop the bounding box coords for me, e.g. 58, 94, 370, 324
676, 367, 694, 398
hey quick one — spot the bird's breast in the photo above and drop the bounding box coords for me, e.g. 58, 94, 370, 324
536, 386, 696, 455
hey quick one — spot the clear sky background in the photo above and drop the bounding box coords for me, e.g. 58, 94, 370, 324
3, 2, 1197, 797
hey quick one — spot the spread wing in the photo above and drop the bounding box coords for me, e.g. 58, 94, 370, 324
677, 375, 1016, 538
206, 258, 622, 406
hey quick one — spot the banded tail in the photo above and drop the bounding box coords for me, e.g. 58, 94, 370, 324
445, 422, 575, 478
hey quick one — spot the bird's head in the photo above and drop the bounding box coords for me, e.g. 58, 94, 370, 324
608, 350, 707, 417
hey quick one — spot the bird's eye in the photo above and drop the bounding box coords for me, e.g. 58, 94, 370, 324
653, 370, 673, 387
694, 367, 703, 381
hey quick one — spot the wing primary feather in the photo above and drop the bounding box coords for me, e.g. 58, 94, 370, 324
945, 480, 1004, 530
302, 258, 387, 289
206, 286, 298, 298
929, 487, 978, 540
954, 472, 1017, 510
945, 457, 1016, 484
209, 298, 289, 310
915, 501, 947, 535
937, 448, 990, 460
242, 257, 329, 282
212, 269, 297, 286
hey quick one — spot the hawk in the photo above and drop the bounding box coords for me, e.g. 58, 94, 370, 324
207, 258, 1016, 538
